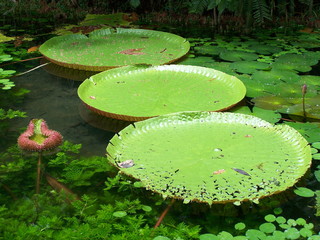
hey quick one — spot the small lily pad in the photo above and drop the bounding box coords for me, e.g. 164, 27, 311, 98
194, 45, 224, 56
294, 187, 315, 197
230, 61, 270, 74
219, 50, 259, 62
259, 222, 276, 233
248, 43, 282, 55
231, 106, 281, 123
273, 53, 318, 73
285, 122, 320, 143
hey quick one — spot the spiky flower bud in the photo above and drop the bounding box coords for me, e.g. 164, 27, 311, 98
18, 119, 63, 152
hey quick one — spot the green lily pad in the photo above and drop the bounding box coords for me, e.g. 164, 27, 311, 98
272, 53, 318, 73
279, 99, 320, 120
78, 65, 246, 121
252, 69, 300, 84
284, 122, 320, 144
231, 106, 281, 123
194, 45, 225, 56
230, 61, 270, 74
106, 112, 312, 204
40, 28, 190, 71
248, 43, 282, 55
178, 56, 215, 67
299, 75, 320, 86
252, 96, 297, 110
219, 50, 259, 62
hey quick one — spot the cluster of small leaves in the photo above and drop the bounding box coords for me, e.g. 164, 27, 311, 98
0, 53, 15, 90
198, 208, 319, 240
181, 31, 320, 121
0, 142, 205, 239
293, 142, 320, 199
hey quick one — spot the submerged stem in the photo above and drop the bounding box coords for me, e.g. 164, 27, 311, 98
154, 198, 175, 228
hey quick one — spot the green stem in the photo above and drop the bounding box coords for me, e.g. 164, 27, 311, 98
36, 152, 42, 194
154, 198, 175, 228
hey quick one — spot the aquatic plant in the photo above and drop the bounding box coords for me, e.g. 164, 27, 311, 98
39, 28, 190, 71
78, 65, 246, 121
18, 119, 63, 193
106, 111, 312, 205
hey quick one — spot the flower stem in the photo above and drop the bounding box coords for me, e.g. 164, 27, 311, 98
36, 152, 42, 194
154, 198, 175, 228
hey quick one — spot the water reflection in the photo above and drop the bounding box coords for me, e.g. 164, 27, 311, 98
12, 64, 116, 156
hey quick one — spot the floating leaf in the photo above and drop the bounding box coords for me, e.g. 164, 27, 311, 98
285, 122, 320, 143
272, 230, 286, 239
252, 96, 294, 110
248, 43, 282, 55
78, 65, 246, 121
299, 75, 320, 86
106, 112, 312, 204
235, 222, 246, 231
246, 229, 267, 240
284, 228, 300, 240
276, 216, 286, 224
252, 69, 300, 84
219, 50, 258, 62
40, 28, 190, 71
279, 97, 320, 120
259, 223, 276, 233
199, 233, 219, 240
299, 228, 313, 238
194, 45, 225, 56
230, 61, 270, 74
294, 187, 315, 197
177, 56, 215, 66
273, 53, 318, 72
231, 106, 281, 123
265, 214, 276, 222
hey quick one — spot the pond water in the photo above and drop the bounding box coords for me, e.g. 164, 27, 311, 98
12, 62, 117, 157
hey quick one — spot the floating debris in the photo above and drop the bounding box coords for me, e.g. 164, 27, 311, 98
232, 168, 250, 176
213, 169, 225, 175
118, 160, 135, 168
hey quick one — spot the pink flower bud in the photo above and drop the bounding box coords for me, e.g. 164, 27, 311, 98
17, 119, 63, 152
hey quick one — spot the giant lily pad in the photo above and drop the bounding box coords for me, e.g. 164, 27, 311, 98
39, 28, 190, 71
106, 111, 312, 204
78, 65, 246, 121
